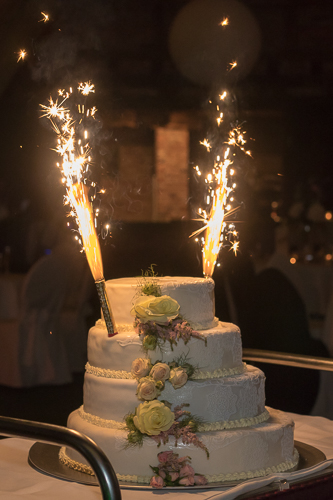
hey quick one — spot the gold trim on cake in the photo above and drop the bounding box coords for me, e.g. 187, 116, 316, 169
197, 408, 270, 431
78, 406, 125, 429
86, 362, 135, 379
85, 361, 247, 381
77, 405, 270, 432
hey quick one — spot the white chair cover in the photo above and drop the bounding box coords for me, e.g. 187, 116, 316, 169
0, 254, 72, 387
15, 254, 72, 386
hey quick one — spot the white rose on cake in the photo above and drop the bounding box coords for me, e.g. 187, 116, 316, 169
131, 295, 180, 324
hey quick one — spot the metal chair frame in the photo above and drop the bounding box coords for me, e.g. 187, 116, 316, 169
243, 348, 333, 372
0, 416, 121, 500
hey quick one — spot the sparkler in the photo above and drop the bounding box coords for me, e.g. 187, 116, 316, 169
40, 83, 117, 337
192, 91, 251, 277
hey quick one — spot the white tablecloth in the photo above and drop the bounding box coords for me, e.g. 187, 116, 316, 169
0, 413, 333, 499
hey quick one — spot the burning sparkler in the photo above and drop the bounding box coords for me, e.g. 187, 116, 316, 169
40, 83, 117, 337
192, 90, 251, 277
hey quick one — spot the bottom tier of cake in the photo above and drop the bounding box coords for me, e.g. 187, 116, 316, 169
61, 407, 298, 483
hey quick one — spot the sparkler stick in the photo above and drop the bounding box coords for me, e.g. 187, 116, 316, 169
40, 83, 117, 337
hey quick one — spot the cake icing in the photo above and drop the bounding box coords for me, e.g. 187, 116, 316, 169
62, 275, 298, 485
87, 320, 242, 372
106, 276, 217, 330
82, 364, 265, 423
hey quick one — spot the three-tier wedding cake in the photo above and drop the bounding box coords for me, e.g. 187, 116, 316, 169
60, 276, 298, 485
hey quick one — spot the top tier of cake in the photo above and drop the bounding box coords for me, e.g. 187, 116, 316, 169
106, 276, 216, 330
90, 276, 242, 373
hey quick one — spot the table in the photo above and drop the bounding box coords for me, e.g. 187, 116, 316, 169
0, 413, 333, 499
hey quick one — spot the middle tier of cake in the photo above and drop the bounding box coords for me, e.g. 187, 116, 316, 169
83, 364, 267, 427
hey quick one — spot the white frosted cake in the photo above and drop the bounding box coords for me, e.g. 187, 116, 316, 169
60, 276, 298, 486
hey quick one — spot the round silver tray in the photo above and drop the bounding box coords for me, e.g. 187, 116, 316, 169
28, 440, 326, 490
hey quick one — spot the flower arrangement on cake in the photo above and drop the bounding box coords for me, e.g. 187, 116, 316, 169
123, 270, 209, 485
150, 452, 207, 488
132, 267, 207, 352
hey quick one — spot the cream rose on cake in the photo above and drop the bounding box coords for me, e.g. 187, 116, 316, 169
131, 358, 151, 379
136, 377, 161, 401
133, 400, 175, 436
131, 295, 180, 324
150, 362, 170, 382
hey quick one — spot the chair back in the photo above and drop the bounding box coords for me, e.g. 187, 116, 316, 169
18, 254, 72, 386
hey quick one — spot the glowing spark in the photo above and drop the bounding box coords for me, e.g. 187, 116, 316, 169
217, 112, 224, 126
78, 81, 95, 95
40, 96, 69, 119
16, 49, 27, 62
220, 91, 227, 100
200, 139, 211, 151
220, 17, 229, 26
228, 61, 237, 71
230, 241, 240, 256
39, 12, 49, 22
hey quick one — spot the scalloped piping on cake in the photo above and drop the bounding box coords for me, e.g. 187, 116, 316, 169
85, 361, 247, 380
86, 362, 135, 379
78, 406, 125, 429
198, 408, 270, 431
77, 405, 270, 431
58, 447, 299, 483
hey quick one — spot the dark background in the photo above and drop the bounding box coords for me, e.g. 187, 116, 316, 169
1, 0, 333, 231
